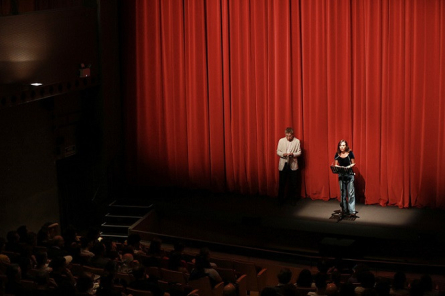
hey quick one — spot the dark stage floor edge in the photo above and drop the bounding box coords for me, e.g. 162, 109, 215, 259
128, 187, 445, 273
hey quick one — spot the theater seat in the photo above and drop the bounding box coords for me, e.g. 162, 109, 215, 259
189, 276, 224, 296
160, 268, 188, 284
215, 267, 248, 296
233, 260, 267, 293
126, 287, 154, 296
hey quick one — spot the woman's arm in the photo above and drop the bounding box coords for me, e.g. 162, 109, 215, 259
347, 158, 356, 168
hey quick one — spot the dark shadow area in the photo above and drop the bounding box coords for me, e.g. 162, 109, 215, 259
127, 185, 445, 275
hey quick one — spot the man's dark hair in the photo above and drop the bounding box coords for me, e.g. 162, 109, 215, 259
261, 287, 280, 296
340, 282, 356, 296
314, 272, 328, 290
375, 277, 390, 296
91, 241, 105, 257
76, 273, 94, 293
127, 234, 141, 246
173, 241, 185, 253
49, 256, 66, 270
132, 264, 146, 280
358, 271, 375, 289
6, 231, 19, 243
393, 271, 407, 290
420, 275, 433, 292
296, 269, 313, 287
35, 270, 50, 286
277, 268, 292, 285
80, 236, 93, 249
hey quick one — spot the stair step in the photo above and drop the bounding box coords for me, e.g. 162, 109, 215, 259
109, 199, 153, 207
106, 214, 144, 218
104, 214, 142, 225
100, 223, 130, 234
100, 199, 152, 242
108, 203, 153, 216
100, 232, 128, 242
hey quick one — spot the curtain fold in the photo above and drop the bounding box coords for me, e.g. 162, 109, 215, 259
122, 0, 445, 210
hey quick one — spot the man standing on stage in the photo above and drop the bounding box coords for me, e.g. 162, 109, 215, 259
277, 127, 302, 205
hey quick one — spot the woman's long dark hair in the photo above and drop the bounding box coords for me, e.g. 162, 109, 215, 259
337, 140, 350, 155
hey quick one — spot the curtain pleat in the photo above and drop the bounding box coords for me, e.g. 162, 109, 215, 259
122, 0, 445, 210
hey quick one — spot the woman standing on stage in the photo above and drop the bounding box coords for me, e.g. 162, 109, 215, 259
334, 140, 356, 217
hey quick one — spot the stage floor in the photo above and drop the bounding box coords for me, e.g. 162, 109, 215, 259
134, 188, 445, 269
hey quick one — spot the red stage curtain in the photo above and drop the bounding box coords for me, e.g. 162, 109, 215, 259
121, 0, 445, 209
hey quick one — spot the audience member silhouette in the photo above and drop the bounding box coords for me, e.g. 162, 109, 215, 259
390, 272, 409, 296
33, 270, 57, 296
85, 227, 101, 243
119, 253, 137, 274
189, 253, 222, 287
127, 233, 148, 255
18, 255, 34, 280
308, 273, 328, 296
0, 237, 6, 252
409, 279, 423, 296
5, 263, 25, 296
79, 236, 94, 265
62, 225, 80, 261
25, 231, 38, 252
75, 273, 94, 295
362, 287, 378, 296
375, 277, 391, 296
296, 269, 314, 287
47, 235, 68, 260
37, 224, 51, 248
2, 222, 445, 296
103, 238, 120, 261
420, 275, 440, 296
147, 237, 163, 256
5, 230, 21, 254
16, 225, 29, 244
168, 251, 188, 273
35, 251, 52, 273
171, 241, 192, 262
348, 264, 369, 285
317, 260, 330, 274
196, 246, 217, 268
48, 256, 75, 287
275, 267, 297, 296
261, 286, 281, 296
140, 236, 164, 267
355, 270, 376, 296
0, 253, 11, 273
223, 283, 237, 296
62, 225, 79, 248
339, 282, 356, 296
96, 272, 122, 296
89, 241, 110, 268
327, 271, 341, 295
128, 264, 163, 296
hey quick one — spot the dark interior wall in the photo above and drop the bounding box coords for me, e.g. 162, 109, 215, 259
0, 100, 59, 238
0, 7, 98, 87
0, 1, 123, 237
98, 0, 124, 199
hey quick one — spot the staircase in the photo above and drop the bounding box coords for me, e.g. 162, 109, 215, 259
100, 199, 153, 242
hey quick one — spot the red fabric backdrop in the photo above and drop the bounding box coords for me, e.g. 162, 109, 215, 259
121, 0, 445, 209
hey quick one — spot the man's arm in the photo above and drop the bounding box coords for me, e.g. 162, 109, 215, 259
277, 139, 288, 158
292, 139, 302, 157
